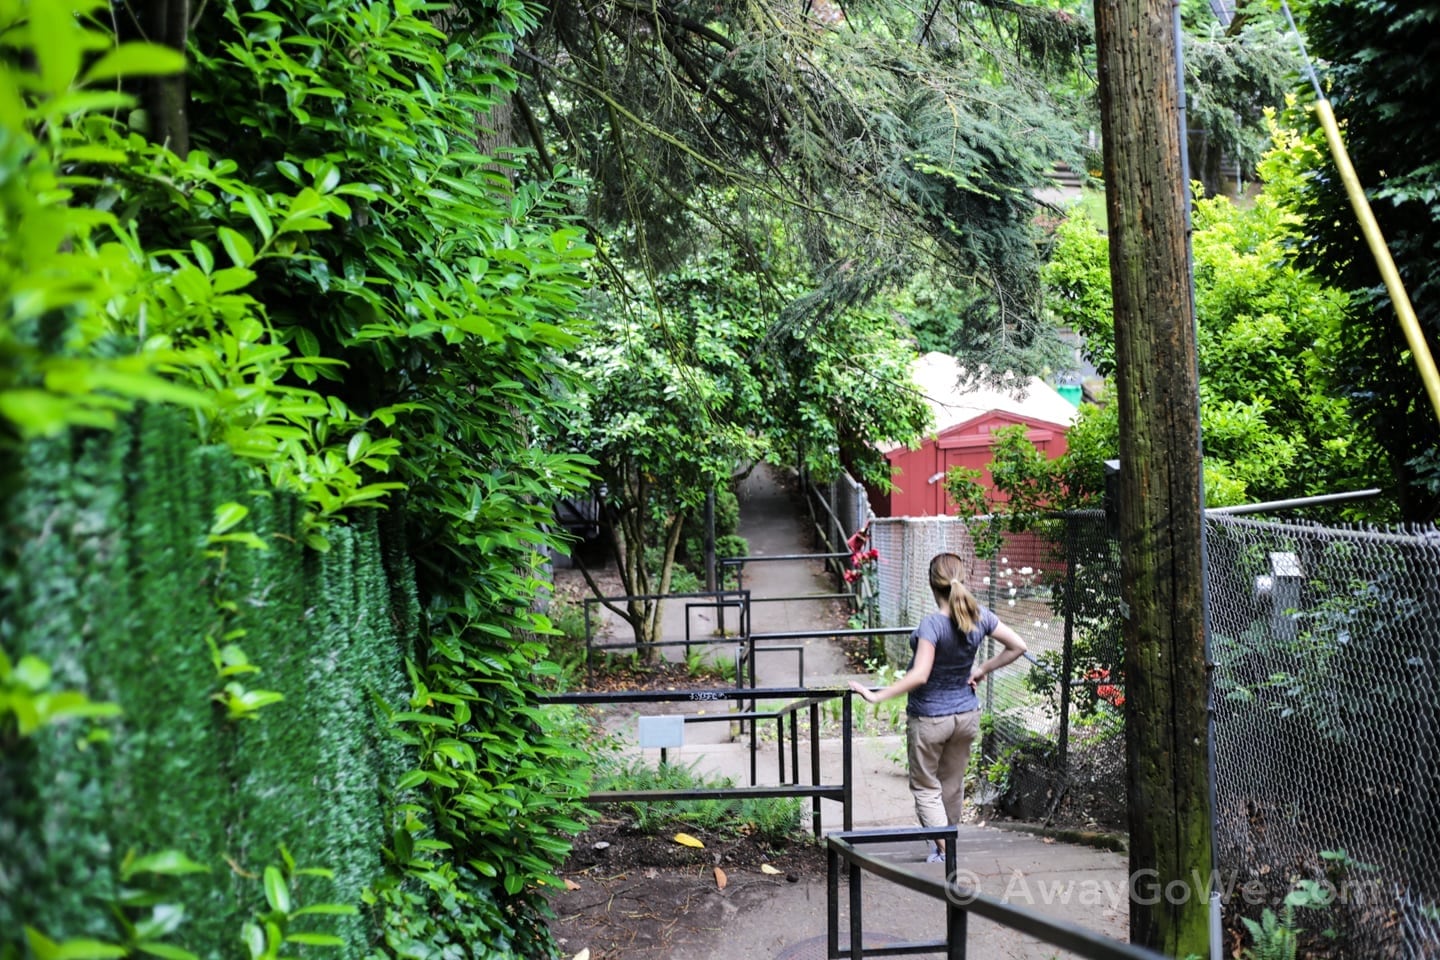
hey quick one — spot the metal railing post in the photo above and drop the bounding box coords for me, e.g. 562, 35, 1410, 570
776, 713, 785, 783
946, 904, 967, 960
539, 688, 849, 831
826, 843, 840, 959
843, 690, 854, 831
811, 700, 823, 837
584, 600, 594, 681
849, 856, 863, 960
789, 707, 800, 791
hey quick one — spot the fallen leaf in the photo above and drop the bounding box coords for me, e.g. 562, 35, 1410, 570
759, 864, 782, 875
1042, 837, 1055, 844
564, 878, 581, 891
572, 950, 590, 960
673, 833, 705, 849
714, 867, 727, 889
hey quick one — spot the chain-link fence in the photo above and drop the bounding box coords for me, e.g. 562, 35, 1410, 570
805, 467, 1440, 956
1209, 515, 1440, 957
869, 511, 1126, 830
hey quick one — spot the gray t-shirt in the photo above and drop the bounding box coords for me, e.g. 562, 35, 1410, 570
906, 608, 999, 717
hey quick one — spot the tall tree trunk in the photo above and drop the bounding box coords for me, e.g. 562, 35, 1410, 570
1094, 0, 1214, 955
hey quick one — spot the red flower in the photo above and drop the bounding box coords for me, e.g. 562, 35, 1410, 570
866, 548, 880, 561
1096, 684, 1125, 708
843, 569, 859, 584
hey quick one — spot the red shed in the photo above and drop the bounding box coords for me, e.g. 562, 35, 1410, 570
871, 352, 1078, 518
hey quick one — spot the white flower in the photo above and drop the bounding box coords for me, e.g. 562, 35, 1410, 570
1020, 566, 1034, 576
982, 576, 990, 584
1008, 588, 1016, 596
1007, 599, 1016, 606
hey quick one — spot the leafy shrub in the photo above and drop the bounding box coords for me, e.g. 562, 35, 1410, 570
1, 1, 600, 958
715, 534, 750, 560
595, 758, 804, 842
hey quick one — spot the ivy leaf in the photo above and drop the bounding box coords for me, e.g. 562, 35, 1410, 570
120, 850, 210, 881
283, 934, 344, 947
133, 943, 199, 960
262, 866, 291, 914
210, 503, 249, 536
24, 929, 127, 960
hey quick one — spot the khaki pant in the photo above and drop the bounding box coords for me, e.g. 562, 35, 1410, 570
906, 710, 981, 828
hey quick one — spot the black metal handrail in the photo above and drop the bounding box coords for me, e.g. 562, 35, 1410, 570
539, 686, 855, 836
581, 589, 750, 669
827, 828, 1168, 960
744, 626, 912, 689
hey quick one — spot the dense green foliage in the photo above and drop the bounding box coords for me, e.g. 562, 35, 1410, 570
560, 249, 928, 651
945, 120, 1391, 723
1040, 123, 1385, 512
2, 0, 604, 956
0, 0, 198, 452
1292, 0, 1440, 521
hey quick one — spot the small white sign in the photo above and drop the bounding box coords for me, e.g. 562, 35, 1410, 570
637, 715, 685, 749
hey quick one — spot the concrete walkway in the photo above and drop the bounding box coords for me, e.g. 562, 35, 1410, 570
592, 463, 1131, 959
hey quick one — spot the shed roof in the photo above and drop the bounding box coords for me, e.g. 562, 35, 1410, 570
886, 352, 1077, 452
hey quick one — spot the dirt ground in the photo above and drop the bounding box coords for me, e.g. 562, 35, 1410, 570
546, 816, 830, 960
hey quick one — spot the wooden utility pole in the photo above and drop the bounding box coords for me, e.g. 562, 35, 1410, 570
1093, 0, 1214, 955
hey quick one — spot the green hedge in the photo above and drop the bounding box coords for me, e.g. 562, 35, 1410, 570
0, 405, 415, 958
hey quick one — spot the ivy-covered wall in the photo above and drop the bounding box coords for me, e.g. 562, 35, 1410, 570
2, 3, 599, 955
0, 404, 414, 957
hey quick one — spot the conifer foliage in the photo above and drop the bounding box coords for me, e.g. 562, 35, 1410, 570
516, 0, 1096, 376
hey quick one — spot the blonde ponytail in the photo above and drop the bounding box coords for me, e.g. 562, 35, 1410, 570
928, 552, 981, 634
948, 578, 980, 635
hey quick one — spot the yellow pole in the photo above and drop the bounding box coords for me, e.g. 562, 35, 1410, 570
1313, 98, 1440, 426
